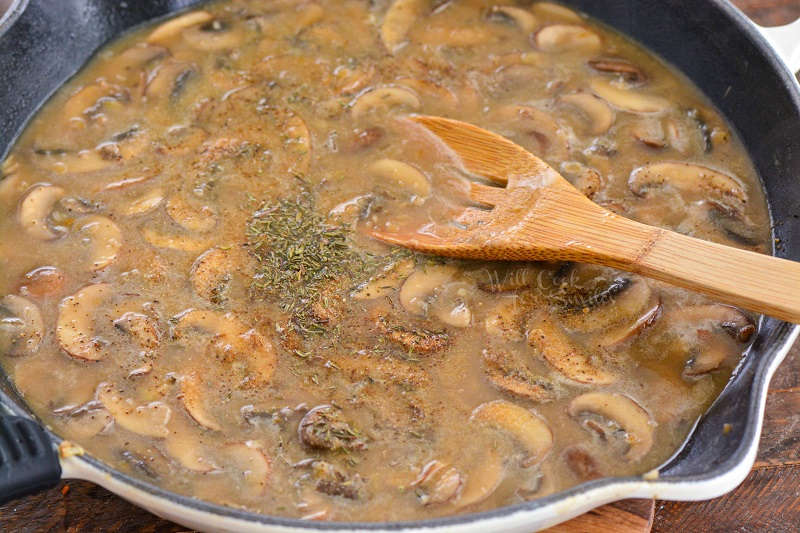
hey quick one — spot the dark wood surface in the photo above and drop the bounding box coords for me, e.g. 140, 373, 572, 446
1, 0, 799, 531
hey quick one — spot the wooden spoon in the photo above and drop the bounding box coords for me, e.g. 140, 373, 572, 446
369, 115, 800, 324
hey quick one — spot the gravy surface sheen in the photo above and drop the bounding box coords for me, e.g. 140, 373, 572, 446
0, 0, 771, 522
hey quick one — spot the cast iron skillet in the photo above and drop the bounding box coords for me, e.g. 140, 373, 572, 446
0, 1, 799, 531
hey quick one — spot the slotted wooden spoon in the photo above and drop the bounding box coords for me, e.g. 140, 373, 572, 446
369, 116, 800, 324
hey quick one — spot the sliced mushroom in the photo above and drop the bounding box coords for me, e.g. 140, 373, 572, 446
628, 162, 747, 213
78, 215, 123, 271
123, 188, 164, 216
163, 429, 219, 472
113, 311, 160, 353
369, 159, 431, 205
190, 246, 247, 304
409, 460, 464, 506
220, 441, 271, 496
590, 78, 670, 114
568, 392, 654, 461
395, 78, 460, 110
61, 81, 129, 124
560, 161, 605, 199
380, 0, 429, 53
145, 61, 197, 103
112, 44, 168, 83
484, 296, 526, 342
632, 117, 667, 148
704, 201, 762, 246
0, 295, 44, 356
563, 446, 602, 481
560, 92, 615, 135
298, 405, 367, 451
486, 6, 538, 32
588, 58, 646, 84
53, 401, 114, 441
18, 266, 65, 298
490, 105, 569, 161
141, 226, 211, 252
376, 316, 451, 354
165, 194, 217, 233
351, 87, 421, 119
173, 309, 276, 387
307, 460, 365, 500
146, 10, 214, 44
483, 349, 558, 402
18, 185, 65, 240
56, 284, 111, 361
558, 278, 656, 334
454, 450, 505, 508
97, 382, 171, 438
182, 19, 244, 51
179, 373, 222, 431
535, 25, 601, 53
470, 400, 553, 466
399, 264, 458, 316
351, 257, 415, 300
527, 312, 615, 384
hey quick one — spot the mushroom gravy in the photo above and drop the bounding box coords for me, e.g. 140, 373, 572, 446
0, 0, 771, 522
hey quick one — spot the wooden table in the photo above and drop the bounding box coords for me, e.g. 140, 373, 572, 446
1, 0, 798, 531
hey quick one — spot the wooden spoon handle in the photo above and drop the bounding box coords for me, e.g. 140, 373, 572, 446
621, 226, 800, 323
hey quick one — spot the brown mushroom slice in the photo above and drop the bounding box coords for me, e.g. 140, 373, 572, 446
190, 246, 247, 304
376, 316, 451, 354
628, 162, 748, 213
97, 383, 171, 438
590, 78, 670, 114
54, 403, 114, 441
369, 158, 431, 204
56, 284, 111, 361
470, 400, 553, 466
146, 10, 214, 44
173, 309, 277, 387
704, 201, 762, 246
399, 264, 458, 316
535, 25, 601, 53
563, 446, 603, 481
558, 277, 655, 334
144, 61, 198, 103
410, 460, 464, 506
182, 19, 244, 51
179, 374, 221, 431
527, 313, 616, 384
298, 405, 367, 451
61, 81, 129, 124
141, 226, 212, 253
123, 188, 164, 216
560, 161, 605, 199
486, 6, 538, 32
351, 87, 421, 119
380, 0, 428, 53
165, 194, 217, 233
454, 450, 505, 509
588, 58, 646, 84
483, 349, 558, 402
18, 185, 65, 240
0, 295, 44, 356
568, 392, 654, 462
560, 92, 615, 135
220, 442, 271, 494
112, 44, 168, 83
430, 281, 474, 328
632, 117, 667, 148
484, 296, 526, 342
395, 78, 460, 110
683, 331, 737, 377
77, 215, 123, 271
113, 312, 160, 353
18, 266, 65, 298
351, 257, 415, 300
490, 105, 569, 161
594, 298, 662, 348
163, 429, 219, 472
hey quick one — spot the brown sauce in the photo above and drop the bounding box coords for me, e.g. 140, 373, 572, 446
0, 0, 770, 521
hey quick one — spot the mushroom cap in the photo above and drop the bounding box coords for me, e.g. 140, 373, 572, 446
569, 392, 654, 461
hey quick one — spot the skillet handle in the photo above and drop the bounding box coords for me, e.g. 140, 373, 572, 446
0, 414, 61, 504
754, 18, 800, 74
